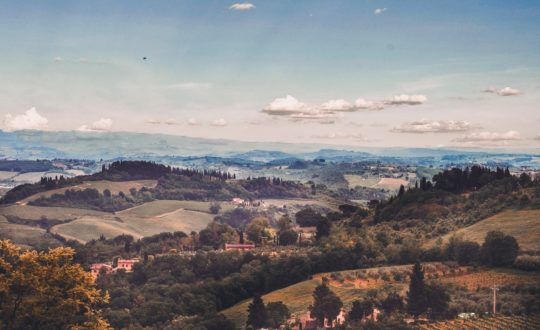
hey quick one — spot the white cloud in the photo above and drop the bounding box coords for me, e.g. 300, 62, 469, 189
145, 119, 162, 125
77, 118, 113, 132
290, 110, 341, 122
229, 2, 255, 10
484, 86, 520, 96
374, 8, 387, 15
386, 94, 428, 105
262, 95, 308, 115
453, 130, 521, 142
164, 82, 211, 90
354, 98, 384, 110
320, 99, 354, 112
211, 118, 227, 126
391, 119, 473, 134
187, 118, 200, 126
312, 132, 369, 141
4, 107, 49, 131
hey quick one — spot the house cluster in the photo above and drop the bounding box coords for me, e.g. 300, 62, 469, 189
230, 197, 264, 208
289, 307, 381, 329
90, 258, 140, 279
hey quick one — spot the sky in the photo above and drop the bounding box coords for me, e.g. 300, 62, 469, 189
1, 0, 540, 149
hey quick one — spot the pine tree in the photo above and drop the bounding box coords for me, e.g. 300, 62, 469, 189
246, 295, 268, 329
407, 261, 427, 318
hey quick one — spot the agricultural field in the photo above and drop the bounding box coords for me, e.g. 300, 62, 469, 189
419, 314, 540, 330
19, 179, 158, 204
0, 171, 18, 180
50, 203, 216, 243
344, 174, 410, 191
0, 204, 108, 222
117, 200, 233, 217
0, 214, 61, 249
433, 209, 540, 252
344, 174, 380, 189
221, 263, 538, 329
376, 177, 410, 190
439, 268, 540, 291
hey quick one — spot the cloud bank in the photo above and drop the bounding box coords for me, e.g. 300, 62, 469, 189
4, 107, 48, 131
391, 119, 473, 133
211, 118, 227, 126
78, 118, 113, 132
261, 94, 426, 123
453, 130, 521, 142
484, 86, 520, 96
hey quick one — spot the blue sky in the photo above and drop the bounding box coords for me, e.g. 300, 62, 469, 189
1, 1, 539, 148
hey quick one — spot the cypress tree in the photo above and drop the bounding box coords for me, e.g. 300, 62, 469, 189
407, 261, 427, 318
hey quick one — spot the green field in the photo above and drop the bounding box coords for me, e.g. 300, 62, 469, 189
0, 204, 109, 222
0, 214, 61, 249
117, 200, 233, 217
50, 205, 216, 243
344, 174, 379, 188
432, 209, 540, 252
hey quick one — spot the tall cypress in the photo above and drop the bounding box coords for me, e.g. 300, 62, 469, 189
407, 261, 427, 318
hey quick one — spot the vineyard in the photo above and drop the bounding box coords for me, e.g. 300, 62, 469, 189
419, 314, 540, 330
439, 269, 540, 291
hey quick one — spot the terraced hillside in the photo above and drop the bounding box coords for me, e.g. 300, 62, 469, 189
221, 264, 540, 329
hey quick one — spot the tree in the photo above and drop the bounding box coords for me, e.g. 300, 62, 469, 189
0, 240, 111, 330
246, 217, 270, 244
311, 284, 331, 326
455, 241, 480, 265
381, 291, 404, 315
480, 231, 519, 267
311, 284, 343, 328
246, 295, 268, 329
295, 208, 325, 227
406, 261, 427, 318
398, 185, 405, 198
279, 230, 298, 246
277, 215, 293, 232
425, 283, 450, 320
209, 202, 221, 214
349, 299, 375, 323
266, 301, 290, 329
316, 218, 331, 240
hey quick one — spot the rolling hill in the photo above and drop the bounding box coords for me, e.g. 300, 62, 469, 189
428, 209, 540, 252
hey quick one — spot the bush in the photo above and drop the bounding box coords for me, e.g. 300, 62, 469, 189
514, 255, 540, 271
480, 231, 519, 267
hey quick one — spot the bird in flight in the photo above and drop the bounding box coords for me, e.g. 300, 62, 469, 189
142, 57, 147, 61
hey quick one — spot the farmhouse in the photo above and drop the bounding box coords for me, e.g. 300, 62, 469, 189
231, 197, 245, 205
90, 258, 140, 279
117, 258, 140, 272
90, 263, 113, 279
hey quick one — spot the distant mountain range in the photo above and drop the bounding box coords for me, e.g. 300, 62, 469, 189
1, 130, 539, 167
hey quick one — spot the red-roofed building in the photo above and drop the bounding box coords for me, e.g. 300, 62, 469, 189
90, 263, 113, 279
224, 243, 255, 251
116, 258, 140, 272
